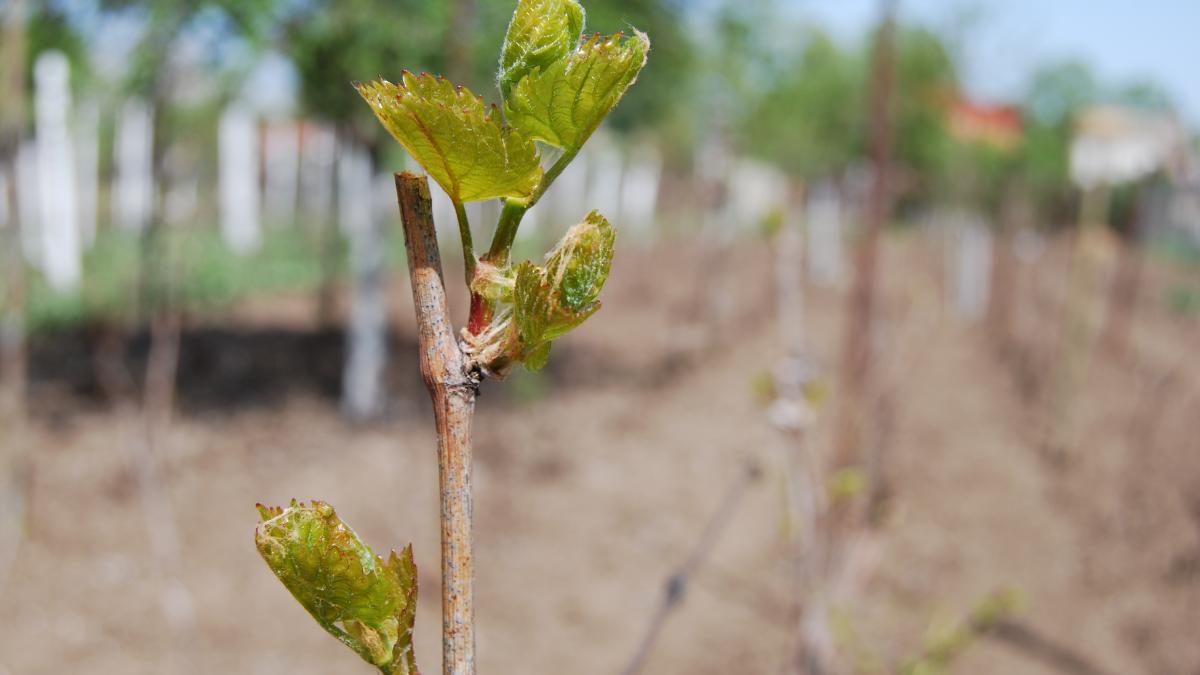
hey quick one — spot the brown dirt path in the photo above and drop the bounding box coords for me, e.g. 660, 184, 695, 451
1, 240, 1195, 674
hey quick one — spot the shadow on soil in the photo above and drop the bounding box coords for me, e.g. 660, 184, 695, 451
24, 323, 695, 422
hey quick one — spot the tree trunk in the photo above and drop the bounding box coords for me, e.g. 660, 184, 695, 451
395, 173, 479, 675
1100, 186, 1144, 361
341, 210, 389, 421
987, 187, 1025, 354
831, 0, 896, 495
1039, 186, 1110, 464
0, 161, 24, 423
0, 0, 30, 589
0, 0, 27, 423
1101, 241, 1141, 361
144, 311, 180, 445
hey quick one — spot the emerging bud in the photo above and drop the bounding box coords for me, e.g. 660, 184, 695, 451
499, 0, 586, 99
255, 500, 419, 674
470, 260, 516, 303
464, 211, 615, 375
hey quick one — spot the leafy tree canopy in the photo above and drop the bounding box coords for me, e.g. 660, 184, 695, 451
742, 27, 865, 178
283, 0, 450, 151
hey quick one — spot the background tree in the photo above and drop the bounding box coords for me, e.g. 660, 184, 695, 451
742, 28, 865, 181
283, 0, 449, 160
832, 0, 898, 529
0, 0, 28, 424
0, 0, 30, 593
891, 25, 957, 210
280, 0, 454, 419
1019, 60, 1097, 224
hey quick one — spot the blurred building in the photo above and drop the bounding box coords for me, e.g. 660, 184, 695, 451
947, 99, 1024, 150
1070, 105, 1200, 243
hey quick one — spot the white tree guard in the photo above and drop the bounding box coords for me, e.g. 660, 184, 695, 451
729, 160, 788, 235
34, 51, 81, 292
586, 135, 624, 228
339, 141, 388, 421
299, 124, 337, 224
805, 181, 845, 288
75, 103, 99, 248
337, 142, 373, 236
218, 105, 262, 254
114, 99, 154, 233
263, 122, 300, 226
953, 215, 993, 320
619, 145, 662, 243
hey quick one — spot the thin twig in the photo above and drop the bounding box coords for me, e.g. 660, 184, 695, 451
621, 461, 762, 675
453, 200, 476, 286
986, 620, 1119, 675
396, 172, 480, 675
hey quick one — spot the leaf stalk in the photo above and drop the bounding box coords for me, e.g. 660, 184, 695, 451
453, 200, 477, 286
483, 146, 580, 266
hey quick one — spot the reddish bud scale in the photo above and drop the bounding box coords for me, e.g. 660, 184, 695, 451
467, 294, 491, 336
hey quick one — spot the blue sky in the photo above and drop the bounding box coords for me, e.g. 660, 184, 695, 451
793, 0, 1200, 125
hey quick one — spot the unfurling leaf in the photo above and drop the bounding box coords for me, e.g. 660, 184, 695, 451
356, 74, 542, 203
255, 501, 419, 675
523, 340, 553, 371
511, 211, 614, 368
505, 31, 649, 151
899, 589, 1025, 675
463, 212, 614, 375
544, 210, 616, 317
499, 0, 585, 100
513, 260, 554, 351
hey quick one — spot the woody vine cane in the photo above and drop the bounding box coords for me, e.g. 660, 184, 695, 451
253, 2, 649, 673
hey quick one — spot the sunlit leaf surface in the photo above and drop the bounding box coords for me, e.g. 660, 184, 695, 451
505, 31, 649, 151
356, 74, 542, 203
255, 500, 419, 675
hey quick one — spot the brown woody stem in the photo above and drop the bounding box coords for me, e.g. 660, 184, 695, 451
395, 173, 479, 675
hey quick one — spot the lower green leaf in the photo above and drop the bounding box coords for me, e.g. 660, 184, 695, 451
255, 500, 420, 675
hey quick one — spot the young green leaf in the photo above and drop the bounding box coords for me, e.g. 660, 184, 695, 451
511, 211, 614, 368
255, 501, 420, 675
523, 340, 553, 371
499, 0, 586, 100
356, 73, 543, 203
505, 31, 649, 151
544, 210, 617, 317
512, 260, 554, 351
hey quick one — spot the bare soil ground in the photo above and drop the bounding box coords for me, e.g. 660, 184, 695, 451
1, 236, 1197, 674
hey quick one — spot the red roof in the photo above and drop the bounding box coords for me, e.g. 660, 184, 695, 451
947, 99, 1024, 149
